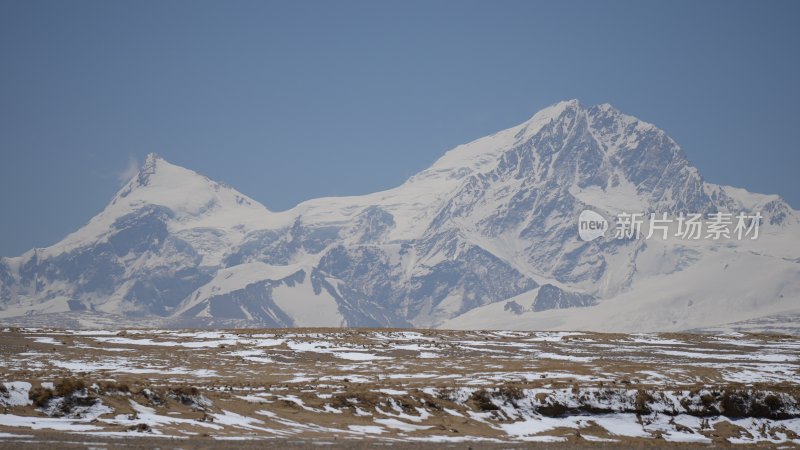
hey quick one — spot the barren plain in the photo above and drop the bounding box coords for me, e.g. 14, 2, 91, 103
0, 328, 798, 448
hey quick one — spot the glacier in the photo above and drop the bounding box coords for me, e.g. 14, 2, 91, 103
1, 99, 798, 331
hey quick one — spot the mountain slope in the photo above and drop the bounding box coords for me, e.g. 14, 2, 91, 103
1, 100, 798, 331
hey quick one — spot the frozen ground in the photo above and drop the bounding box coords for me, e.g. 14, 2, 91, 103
0, 328, 798, 448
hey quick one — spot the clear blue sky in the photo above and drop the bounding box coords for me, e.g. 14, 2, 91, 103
1, 0, 798, 256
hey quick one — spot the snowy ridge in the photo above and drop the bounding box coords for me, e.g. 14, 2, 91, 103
36, 154, 280, 265
0, 100, 798, 331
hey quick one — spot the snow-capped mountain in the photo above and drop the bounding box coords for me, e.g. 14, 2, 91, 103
1, 100, 798, 331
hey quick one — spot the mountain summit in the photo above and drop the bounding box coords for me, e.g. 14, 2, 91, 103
1, 101, 798, 331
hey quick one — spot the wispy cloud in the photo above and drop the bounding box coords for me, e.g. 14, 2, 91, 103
116, 155, 139, 185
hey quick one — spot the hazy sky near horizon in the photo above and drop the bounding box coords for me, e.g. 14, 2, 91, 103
1, 0, 799, 256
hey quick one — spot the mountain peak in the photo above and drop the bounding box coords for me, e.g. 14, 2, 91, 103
518, 99, 582, 133
136, 153, 161, 186
144, 152, 161, 164
39, 153, 277, 259
123, 154, 240, 203
541, 98, 581, 114
134, 152, 186, 188
418, 100, 592, 181
526, 98, 581, 120
115, 154, 271, 218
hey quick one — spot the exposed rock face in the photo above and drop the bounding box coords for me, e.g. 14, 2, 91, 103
532, 284, 596, 312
